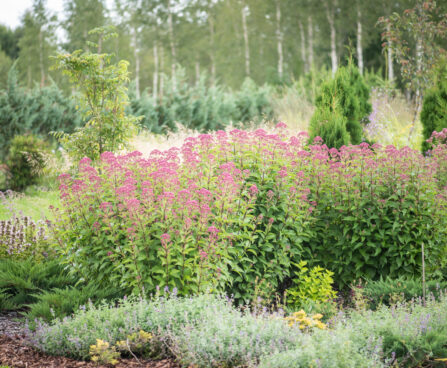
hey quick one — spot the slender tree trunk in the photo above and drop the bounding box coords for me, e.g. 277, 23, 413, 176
386, 23, 394, 82
299, 20, 308, 73
241, 0, 250, 77
208, 14, 216, 85
38, 30, 45, 87
167, 0, 177, 89
275, 0, 283, 79
160, 46, 164, 100
356, 6, 364, 74
409, 37, 423, 142
415, 37, 423, 99
325, 0, 338, 76
307, 15, 314, 71
153, 41, 159, 103
133, 29, 140, 99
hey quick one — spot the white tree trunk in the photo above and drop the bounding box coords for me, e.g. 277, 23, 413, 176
208, 15, 216, 85
356, 6, 364, 74
133, 29, 140, 99
416, 37, 423, 95
153, 41, 159, 102
160, 45, 164, 100
275, 0, 283, 79
325, 0, 338, 76
386, 23, 394, 82
299, 21, 308, 73
167, 0, 177, 89
307, 15, 314, 71
241, 1, 250, 77
409, 37, 424, 142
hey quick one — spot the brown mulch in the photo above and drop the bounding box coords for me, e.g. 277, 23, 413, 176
0, 335, 180, 368
0, 312, 25, 337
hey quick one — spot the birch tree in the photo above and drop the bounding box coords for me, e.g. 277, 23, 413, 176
275, 0, 283, 79
114, 0, 144, 99
241, 0, 250, 77
308, 15, 314, 71
324, 0, 338, 75
356, 1, 364, 74
64, 0, 107, 52
299, 20, 308, 73
379, 0, 447, 141
18, 0, 56, 88
167, 0, 177, 88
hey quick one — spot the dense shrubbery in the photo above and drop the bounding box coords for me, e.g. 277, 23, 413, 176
53, 125, 447, 302
427, 128, 447, 192
24, 283, 124, 323
5, 134, 50, 191
421, 59, 447, 152
309, 63, 371, 147
0, 67, 83, 161
0, 258, 75, 310
0, 256, 123, 322
363, 276, 447, 309
29, 293, 447, 367
128, 71, 274, 134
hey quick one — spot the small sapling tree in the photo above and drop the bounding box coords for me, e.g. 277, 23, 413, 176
52, 27, 140, 162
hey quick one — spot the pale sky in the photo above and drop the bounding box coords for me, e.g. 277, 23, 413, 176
0, 0, 115, 30
0, 0, 65, 29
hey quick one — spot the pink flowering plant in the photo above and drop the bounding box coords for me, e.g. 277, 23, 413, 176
304, 139, 447, 285
52, 124, 447, 299
427, 127, 447, 189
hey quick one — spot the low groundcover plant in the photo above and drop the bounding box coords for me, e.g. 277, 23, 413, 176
28, 293, 447, 367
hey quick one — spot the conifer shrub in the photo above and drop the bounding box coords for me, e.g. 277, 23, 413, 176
308, 103, 350, 148
6, 134, 49, 191
128, 71, 273, 134
0, 258, 75, 311
0, 66, 83, 160
310, 63, 371, 147
362, 276, 447, 310
421, 59, 447, 153
346, 62, 372, 122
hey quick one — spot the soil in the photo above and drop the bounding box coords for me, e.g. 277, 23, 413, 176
0, 312, 180, 368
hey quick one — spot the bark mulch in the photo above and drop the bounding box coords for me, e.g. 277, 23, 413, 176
0, 335, 180, 368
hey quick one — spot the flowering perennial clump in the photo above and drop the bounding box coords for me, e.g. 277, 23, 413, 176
116, 330, 153, 356
53, 124, 447, 299
0, 215, 48, 259
89, 339, 120, 365
285, 310, 326, 331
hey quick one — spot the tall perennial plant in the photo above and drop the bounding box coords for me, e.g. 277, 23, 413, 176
52, 124, 447, 299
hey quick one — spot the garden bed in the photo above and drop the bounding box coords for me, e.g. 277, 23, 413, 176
0, 335, 179, 368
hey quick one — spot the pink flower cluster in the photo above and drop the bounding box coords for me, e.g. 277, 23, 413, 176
54, 125, 447, 294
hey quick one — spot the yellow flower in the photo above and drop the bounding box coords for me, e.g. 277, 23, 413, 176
314, 321, 327, 330
138, 330, 153, 341
293, 310, 306, 319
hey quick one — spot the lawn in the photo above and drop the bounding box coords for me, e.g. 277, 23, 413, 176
0, 189, 59, 221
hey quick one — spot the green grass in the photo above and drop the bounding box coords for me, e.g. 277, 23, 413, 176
0, 188, 59, 221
